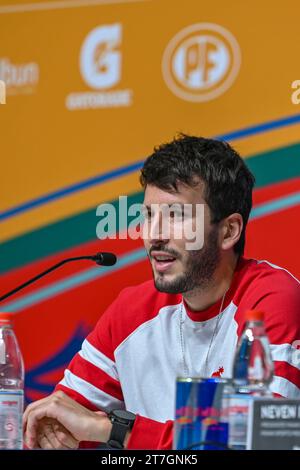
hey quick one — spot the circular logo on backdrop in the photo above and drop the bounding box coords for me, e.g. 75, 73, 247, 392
80, 24, 122, 90
162, 23, 241, 102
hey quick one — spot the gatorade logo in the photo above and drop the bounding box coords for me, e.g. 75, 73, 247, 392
66, 24, 132, 110
80, 24, 122, 90
162, 23, 241, 102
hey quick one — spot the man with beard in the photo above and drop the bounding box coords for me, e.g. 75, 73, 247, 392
23, 135, 300, 450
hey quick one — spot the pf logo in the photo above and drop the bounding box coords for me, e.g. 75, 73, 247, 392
162, 23, 241, 102
80, 24, 122, 89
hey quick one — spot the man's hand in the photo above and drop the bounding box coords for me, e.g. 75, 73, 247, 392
35, 418, 79, 449
23, 391, 112, 449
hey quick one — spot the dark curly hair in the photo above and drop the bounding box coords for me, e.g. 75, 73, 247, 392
140, 134, 255, 255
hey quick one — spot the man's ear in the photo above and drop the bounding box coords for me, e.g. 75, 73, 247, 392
220, 213, 243, 251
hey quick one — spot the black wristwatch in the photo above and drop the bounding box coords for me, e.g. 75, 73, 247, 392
107, 409, 136, 449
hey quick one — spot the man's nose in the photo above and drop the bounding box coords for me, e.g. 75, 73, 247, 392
147, 211, 170, 244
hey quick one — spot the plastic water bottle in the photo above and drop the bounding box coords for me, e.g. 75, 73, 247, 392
0, 313, 24, 449
227, 310, 274, 449
233, 310, 273, 394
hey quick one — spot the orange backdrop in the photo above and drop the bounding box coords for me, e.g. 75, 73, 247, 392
0, 0, 299, 403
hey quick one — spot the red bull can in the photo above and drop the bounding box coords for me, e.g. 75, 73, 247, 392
173, 377, 229, 450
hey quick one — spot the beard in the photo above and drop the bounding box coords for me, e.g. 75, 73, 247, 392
152, 227, 220, 294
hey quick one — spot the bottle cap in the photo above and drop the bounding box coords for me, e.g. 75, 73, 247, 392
0, 313, 13, 325
245, 310, 264, 322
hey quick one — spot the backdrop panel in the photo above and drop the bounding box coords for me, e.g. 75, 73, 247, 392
0, 0, 299, 402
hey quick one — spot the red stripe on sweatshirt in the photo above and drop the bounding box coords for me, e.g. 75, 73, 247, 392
54, 383, 99, 412
274, 360, 300, 390
67, 353, 124, 402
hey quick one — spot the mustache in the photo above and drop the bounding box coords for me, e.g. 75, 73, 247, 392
149, 246, 181, 259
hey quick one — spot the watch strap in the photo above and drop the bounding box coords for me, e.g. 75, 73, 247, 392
107, 420, 129, 449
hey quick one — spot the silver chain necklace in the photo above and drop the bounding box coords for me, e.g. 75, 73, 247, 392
179, 289, 228, 378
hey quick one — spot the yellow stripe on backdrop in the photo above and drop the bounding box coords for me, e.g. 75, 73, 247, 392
1, 171, 140, 243
232, 122, 300, 159
2, 120, 300, 244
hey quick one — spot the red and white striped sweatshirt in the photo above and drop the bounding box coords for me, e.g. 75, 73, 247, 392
55, 256, 300, 449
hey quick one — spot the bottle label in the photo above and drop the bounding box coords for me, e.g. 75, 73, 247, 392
225, 394, 251, 449
0, 391, 24, 449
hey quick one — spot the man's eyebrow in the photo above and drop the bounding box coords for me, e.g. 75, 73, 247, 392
144, 203, 185, 209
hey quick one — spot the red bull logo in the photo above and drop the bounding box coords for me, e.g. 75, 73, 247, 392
202, 417, 219, 427
177, 416, 193, 425
176, 405, 222, 419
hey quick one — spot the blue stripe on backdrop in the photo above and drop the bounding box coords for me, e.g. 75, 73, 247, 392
0, 161, 144, 221
1, 113, 300, 222
250, 191, 300, 220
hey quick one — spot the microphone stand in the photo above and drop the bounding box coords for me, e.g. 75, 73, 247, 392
0, 253, 116, 303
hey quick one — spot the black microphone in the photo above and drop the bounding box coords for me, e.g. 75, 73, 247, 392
0, 252, 117, 303
91, 252, 117, 266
